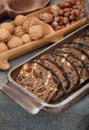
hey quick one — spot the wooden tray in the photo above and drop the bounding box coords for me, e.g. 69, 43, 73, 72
0, 1, 88, 70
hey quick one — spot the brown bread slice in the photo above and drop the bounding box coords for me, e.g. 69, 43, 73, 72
55, 49, 89, 83
73, 37, 89, 47
57, 46, 89, 73
40, 54, 70, 91
42, 53, 79, 93
16, 62, 58, 103
53, 53, 80, 92
36, 58, 68, 101
69, 42, 89, 57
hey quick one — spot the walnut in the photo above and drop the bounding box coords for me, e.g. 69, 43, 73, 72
14, 15, 27, 26
15, 26, 25, 37
29, 25, 44, 40
7, 36, 24, 49
21, 34, 31, 43
39, 13, 52, 23
23, 18, 37, 33
0, 28, 11, 42
0, 22, 15, 34
50, 5, 61, 13
0, 42, 8, 53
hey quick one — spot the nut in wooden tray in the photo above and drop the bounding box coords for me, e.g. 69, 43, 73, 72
0, 0, 88, 70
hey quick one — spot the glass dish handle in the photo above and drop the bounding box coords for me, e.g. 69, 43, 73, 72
0, 83, 43, 115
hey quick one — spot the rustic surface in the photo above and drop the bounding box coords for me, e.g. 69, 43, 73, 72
0, 0, 89, 130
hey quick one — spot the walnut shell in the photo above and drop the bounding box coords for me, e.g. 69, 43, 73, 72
50, 5, 61, 13
39, 13, 52, 23
21, 34, 31, 43
7, 36, 24, 49
29, 25, 44, 40
0, 22, 15, 34
23, 18, 37, 33
15, 26, 25, 37
0, 28, 11, 42
0, 42, 8, 53
14, 15, 27, 26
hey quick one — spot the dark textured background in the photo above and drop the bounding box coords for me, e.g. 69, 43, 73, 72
0, 0, 89, 130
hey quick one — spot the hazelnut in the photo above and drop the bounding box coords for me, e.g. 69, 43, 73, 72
29, 25, 44, 40
51, 21, 58, 29
64, 8, 72, 12
59, 10, 64, 16
66, 0, 76, 5
39, 13, 52, 23
78, 13, 85, 20
50, 5, 61, 13
21, 34, 31, 43
52, 11, 59, 17
63, 17, 69, 24
14, 15, 27, 26
0, 28, 11, 42
69, 14, 76, 21
0, 22, 15, 34
0, 42, 8, 53
55, 26, 62, 31
15, 26, 25, 37
58, 19, 64, 26
64, 12, 71, 17
7, 36, 24, 49
72, 9, 81, 16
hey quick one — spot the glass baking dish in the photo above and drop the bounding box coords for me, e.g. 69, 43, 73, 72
1, 24, 89, 115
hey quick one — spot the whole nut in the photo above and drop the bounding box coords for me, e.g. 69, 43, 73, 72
58, 19, 64, 26
21, 34, 31, 43
63, 17, 69, 24
66, 0, 76, 5
51, 21, 58, 29
63, 2, 71, 8
50, 5, 61, 13
23, 19, 37, 33
0, 28, 11, 42
0, 22, 15, 34
52, 11, 59, 17
64, 12, 71, 17
59, 10, 64, 16
29, 25, 44, 40
69, 14, 76, 21
0, 42, 8, 53
14, 15, 27, 26
7, 36, 24, 49
78, 13, 85, 19
64, 8, 72, 12
73, 9, 81, 16
15, 26, 25, 37
55, 25, 62, 31
39, 13, 52, 23
54, 16, 61, 22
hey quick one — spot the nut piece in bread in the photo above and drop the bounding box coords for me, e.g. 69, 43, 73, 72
0, 28, 11, 42
7, 36, 24, 49
0, 42, 8, 53
0, 22, 15, 34
29, 25, 44, 40
21, 34, 31, 43
14, 15, 27, 26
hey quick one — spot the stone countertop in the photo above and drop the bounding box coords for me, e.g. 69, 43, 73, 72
0, 0, 89, 130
